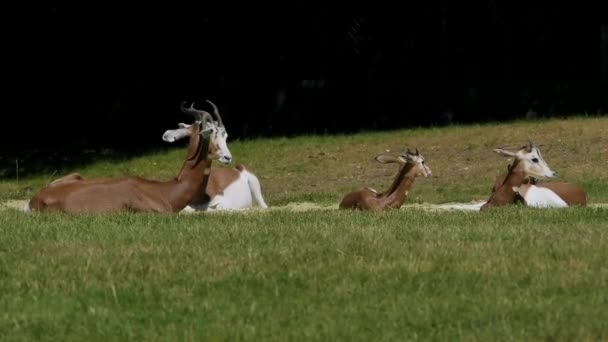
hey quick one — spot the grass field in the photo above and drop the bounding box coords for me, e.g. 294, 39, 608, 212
1, 116, 608, 340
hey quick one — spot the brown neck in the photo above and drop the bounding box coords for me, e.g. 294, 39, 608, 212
484, 160, 527, 207
165, 129, 213, 211
381, 163, 417, 208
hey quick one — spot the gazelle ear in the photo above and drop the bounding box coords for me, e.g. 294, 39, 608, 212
162, 128, 191, 143
375, 154, 400, 164
493, 148, 518, 158
178, 123, 191, 128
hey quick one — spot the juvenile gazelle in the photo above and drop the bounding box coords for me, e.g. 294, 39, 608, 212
26, 101, 231, 213
163, 100, 268, 212
339, 148, 431, 210
481, 141, 586, 210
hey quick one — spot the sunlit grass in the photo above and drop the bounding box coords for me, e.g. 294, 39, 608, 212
1, 207, 608, 340
2, 116, 607, 205
1, 116, 607, 340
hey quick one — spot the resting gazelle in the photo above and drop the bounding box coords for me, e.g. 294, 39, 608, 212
26, 101, 232, 213
339, 148, 431, 210
481, 141, 586, 210
162, 100, 268, 212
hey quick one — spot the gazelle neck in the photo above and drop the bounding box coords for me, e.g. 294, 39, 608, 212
483, 160, 528, 208
166, 129, 213, 211
382, 163, 417, 208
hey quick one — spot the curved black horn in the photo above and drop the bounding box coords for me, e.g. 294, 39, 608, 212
205, 100, 224, 127
180, 101, 212, 122
415, 148, 420, 155
201, 112, 213, 128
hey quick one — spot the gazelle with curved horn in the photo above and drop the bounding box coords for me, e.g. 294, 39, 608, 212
480, 141, 585, 210
26, 101, 232, 213
163, 100, 268, 212
339, 148, 431, 210
176, 100, 232, 164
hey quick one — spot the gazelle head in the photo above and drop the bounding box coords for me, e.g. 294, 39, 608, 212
493, 141, 556, 179
375, 148, 431, 177
162, 100, 232, 165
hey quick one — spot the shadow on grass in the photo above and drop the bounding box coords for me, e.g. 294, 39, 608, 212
0, 145, 173, 181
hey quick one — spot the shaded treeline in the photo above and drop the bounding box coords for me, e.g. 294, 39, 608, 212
1, 4, 607, 177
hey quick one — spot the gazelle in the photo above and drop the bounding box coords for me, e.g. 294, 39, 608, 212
162, 100, 268, 212
26, 101, 232, 213
339, 148, 431, 210
480, 141, 585, 210
491, 172, 586, 207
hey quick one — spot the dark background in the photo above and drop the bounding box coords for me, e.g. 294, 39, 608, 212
2, 4, 607, 177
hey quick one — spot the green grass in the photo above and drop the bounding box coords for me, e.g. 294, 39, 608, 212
1, 208, 608, 340
1, 116, 608, 340
2, 116, 607, 205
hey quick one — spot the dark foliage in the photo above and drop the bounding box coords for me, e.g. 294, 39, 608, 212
1, 4, 606, 177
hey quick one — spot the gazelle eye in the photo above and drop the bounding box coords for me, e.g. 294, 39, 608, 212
531, 158, 539, 163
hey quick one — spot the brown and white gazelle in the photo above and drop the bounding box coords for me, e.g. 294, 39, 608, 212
480, 141, 586, 210
339, 148, 431, 210
162, 100, 268, 212
26, 101, 232, 213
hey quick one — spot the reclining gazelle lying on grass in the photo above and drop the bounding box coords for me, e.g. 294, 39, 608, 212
162, 100, 268, 212
339, 148, 431, 210
480, 141, 586, 210
26, 101, 232, 213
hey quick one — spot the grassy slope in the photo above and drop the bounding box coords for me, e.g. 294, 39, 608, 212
1, 116, 608, 340
2, 116, 607, 205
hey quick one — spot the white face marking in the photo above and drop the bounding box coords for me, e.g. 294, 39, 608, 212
494, 145, 557, 179
419, 157, 432, 177
163, 121, 232, 165
401, 153, 431, 177
211, 125, 232, 165
519, 147, 556, 179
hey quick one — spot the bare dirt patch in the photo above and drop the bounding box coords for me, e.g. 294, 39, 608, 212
1, 199, 28, 212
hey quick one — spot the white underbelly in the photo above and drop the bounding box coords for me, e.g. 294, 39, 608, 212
209, 175, 253, 210
520, 185, 568, 208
